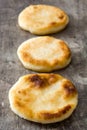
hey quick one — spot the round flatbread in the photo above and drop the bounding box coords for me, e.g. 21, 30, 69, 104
17, 36, 71, 72
18, 4, 69, 35
9, 73, 78, 124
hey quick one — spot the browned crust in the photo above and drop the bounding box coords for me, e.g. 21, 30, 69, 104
58, 14, 64, 19
62, 80, 77, 97
29, 74, 59, 88
30, 74, 46, 87
47, 12, 66, 28
59, 41, 71, 59
38, 105, 71, 119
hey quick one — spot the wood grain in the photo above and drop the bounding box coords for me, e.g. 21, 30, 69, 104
0, 0, 87, 130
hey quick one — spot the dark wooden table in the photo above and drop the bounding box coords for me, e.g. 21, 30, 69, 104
0, 0, 87, 130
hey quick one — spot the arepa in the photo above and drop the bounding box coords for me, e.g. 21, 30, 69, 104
17, 36, 71, 72
9, 73, 78, 124
18, 4, 69, 35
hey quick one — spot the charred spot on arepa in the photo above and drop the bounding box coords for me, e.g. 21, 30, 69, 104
29, 74, 58, 87
63, 80, 77, 97
30, 74, 46, 87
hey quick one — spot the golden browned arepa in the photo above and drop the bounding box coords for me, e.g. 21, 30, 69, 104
9, 73, 78, 124
17, 36, 71, 72
18, 4, 69, 35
